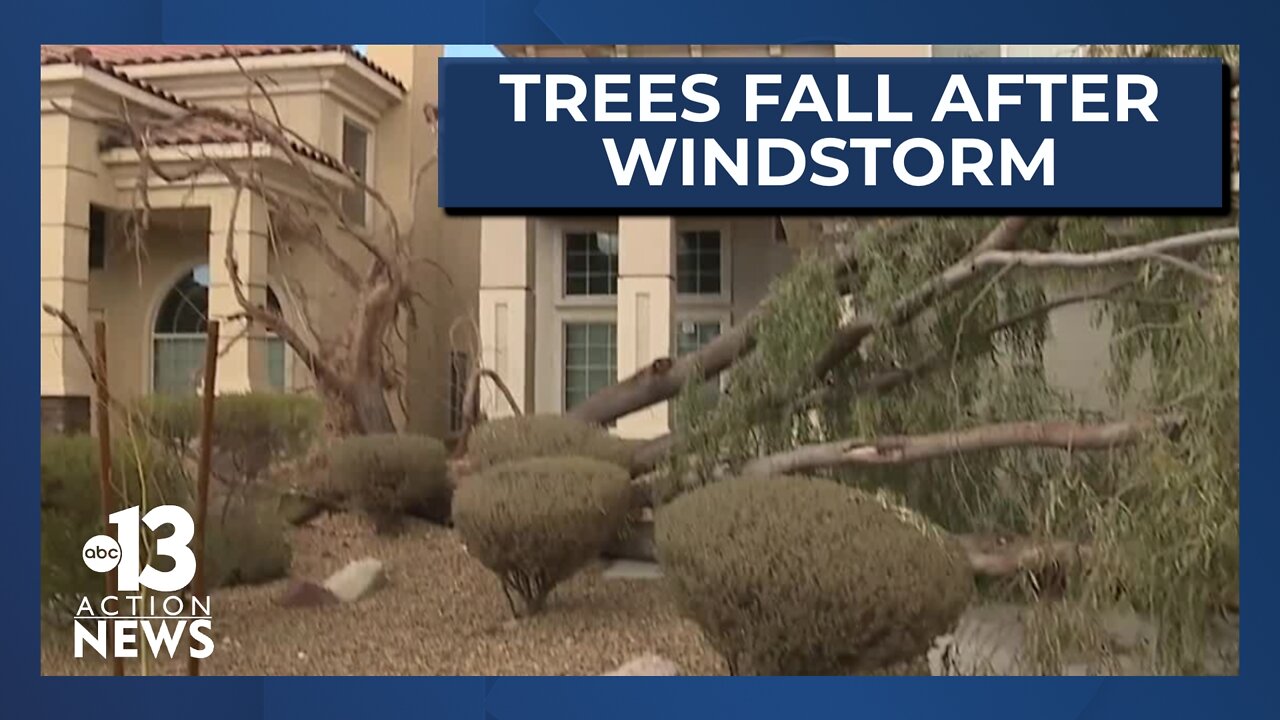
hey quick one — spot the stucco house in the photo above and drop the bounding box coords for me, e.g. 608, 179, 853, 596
42, 43, 1119, 443
476, 44, 1105, 439
40, 45, 479, 437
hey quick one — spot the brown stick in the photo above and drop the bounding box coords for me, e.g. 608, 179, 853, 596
187, 320, 219, 677
740, 416, 1178, 477
92, 321, 124, 677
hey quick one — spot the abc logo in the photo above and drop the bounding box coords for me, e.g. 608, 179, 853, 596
82, 535, 122, 573
82, 505, 197, 593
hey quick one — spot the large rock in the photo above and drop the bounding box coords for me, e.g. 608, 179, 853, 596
322, 558, 387, 603
602, 654, 680, 676
277, 579, 339, 608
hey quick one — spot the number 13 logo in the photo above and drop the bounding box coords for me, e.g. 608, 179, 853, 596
109, 505, 197, 593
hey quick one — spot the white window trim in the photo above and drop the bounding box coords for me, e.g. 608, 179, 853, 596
554, 220, 620, 309
340, 112, 375, 230
555, 309, 617, 413
675, 220, 733, 307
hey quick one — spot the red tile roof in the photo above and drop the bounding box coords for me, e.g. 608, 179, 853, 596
41, 47, 349, 173
40, 44, 405, 91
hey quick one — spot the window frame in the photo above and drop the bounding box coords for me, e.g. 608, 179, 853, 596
554, 221, 620, 308
340, 113, 375, 229
263, 285, 292, 393
557, 314, 618, 413
675, 221, 732, 306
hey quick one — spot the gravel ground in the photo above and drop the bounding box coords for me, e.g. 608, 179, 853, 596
42, 514, 725, 676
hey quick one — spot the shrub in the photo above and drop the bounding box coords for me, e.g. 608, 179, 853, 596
41, 434, 293, 614
656, 475, 973, 675
42, 435, 188, 612
203, 493, 292, 587
453, 456, 632, 616
468, 415, 638, 471
137, 393, 323, 483
329, 434, 450, 533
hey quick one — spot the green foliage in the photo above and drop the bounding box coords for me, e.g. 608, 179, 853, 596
453, 456, 631, 617
468, 415, 638, 470
41, 434, 185, 612
203, 493, 292, 587
136, 393, 323, 483
328, 434, 451, 533
657, 475, 973, 675
670, 208, 1238, 673
41, 433, 290, 614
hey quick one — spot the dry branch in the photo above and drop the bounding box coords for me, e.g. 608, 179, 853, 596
956, 534, 1091, 578
740, 416, 1179, 477
812, 217, 1032, 378
972, 227, 1239, 278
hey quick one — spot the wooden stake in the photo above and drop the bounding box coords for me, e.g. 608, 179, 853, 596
93, 320, 124, 677
187, 320, 219, 677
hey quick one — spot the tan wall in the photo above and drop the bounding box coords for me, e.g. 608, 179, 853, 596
87, 217, 207, 400
367, 46, 481, 436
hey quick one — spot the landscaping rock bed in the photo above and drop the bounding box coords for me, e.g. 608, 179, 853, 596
40, 514, 724, 676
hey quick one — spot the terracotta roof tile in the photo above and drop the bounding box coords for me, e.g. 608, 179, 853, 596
42, 47, 349, 173
41, 44, 405, 91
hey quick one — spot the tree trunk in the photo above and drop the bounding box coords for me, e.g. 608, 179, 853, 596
348, 379, 398, 435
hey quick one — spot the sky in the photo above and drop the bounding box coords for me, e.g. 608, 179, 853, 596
351, 45, 501, 57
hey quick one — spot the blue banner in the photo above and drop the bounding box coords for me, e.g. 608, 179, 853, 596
440, 57, 1225, 211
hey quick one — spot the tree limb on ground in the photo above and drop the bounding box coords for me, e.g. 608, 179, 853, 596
740, 416, 1181, 477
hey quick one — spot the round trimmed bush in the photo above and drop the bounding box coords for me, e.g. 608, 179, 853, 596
656, 475, 973, 675
329, 434, 450, 533
453, 456, 632, 616
468, 415, 638, 471
203, 493, 292, 587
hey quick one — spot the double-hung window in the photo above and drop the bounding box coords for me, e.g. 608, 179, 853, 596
563, 322, 616, 411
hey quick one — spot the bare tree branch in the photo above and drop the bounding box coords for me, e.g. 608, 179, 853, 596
956, 534, 1092, 578
812, 217, 1032, 378
453, 367, 523, 457
740, 415, 1180, 477
972, 227, 1239, 277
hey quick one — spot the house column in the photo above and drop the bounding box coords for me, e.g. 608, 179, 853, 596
615, 216, 676, 439
206, 189, 270, 393
40, 113, 98, 433
479, 217, 535, 417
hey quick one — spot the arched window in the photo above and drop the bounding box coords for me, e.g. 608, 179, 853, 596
152, 264, 287, 394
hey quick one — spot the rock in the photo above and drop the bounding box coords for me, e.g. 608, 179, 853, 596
602, 559, 663, 580
323, 558, 387, 603
602, 654, 680, 676
276, 579, 339, 608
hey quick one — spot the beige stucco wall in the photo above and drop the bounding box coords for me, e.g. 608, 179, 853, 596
43, 47, 477, 437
